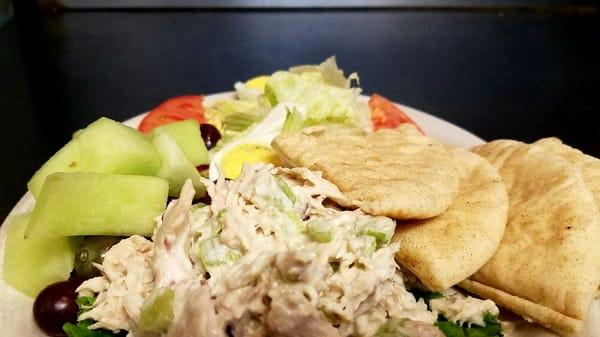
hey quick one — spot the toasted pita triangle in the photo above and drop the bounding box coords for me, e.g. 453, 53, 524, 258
394, 148, 508, 291
464, 140, 600, 336
272, 125, 459, 220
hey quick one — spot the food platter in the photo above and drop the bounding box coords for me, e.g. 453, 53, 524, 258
0, 92, 594, 337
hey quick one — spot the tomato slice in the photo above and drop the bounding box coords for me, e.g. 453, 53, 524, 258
368, 94, 424, 134
138, 95, 206, 133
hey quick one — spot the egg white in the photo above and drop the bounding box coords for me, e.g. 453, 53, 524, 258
208, 103, 307, 181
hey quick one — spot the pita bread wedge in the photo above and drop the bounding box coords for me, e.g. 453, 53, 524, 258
533, 138, 600, 296
272, 124, 459, 220
393, 148, 508, 291
534, 138, 600, 209
461, 139, 600, 336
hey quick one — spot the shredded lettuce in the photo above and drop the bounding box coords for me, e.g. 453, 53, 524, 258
205, 99, 266, 134
264, 58, 371, 131
206, 101, 267, 153
289, 56, 358, 89
223, 112, 265, 133
196, 237, 241, 268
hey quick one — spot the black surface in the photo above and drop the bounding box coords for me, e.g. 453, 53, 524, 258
1, 9, 599, 218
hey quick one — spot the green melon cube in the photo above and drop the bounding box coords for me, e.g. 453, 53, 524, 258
25, 172, 169, 238
3, 213, 81, 297
152, 129, 206, 197
27, 117, 162, 199
78, 117, 161, 175
153, 120, 209, 166
27, 139, 83, 198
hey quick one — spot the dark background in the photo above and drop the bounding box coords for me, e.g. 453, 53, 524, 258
1, 2, 599, 218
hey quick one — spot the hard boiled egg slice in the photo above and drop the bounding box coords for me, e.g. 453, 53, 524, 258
234, 75, 270, 101
245, 76, 269, 91
208, 102, 307, 181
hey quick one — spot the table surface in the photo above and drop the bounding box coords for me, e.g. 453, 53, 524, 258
1, 9, 599, 218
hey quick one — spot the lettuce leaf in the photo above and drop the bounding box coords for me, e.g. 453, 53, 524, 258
205, 99, 264, 133
289, 56, 358, 89
205, 99, 268, 152
63, 295, 123, 337
63, 320, 121, 337
408, 288, 443, 305
265, 60, 371, 131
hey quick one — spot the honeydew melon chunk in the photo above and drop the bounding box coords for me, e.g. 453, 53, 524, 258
25, 172, 169, 238
27, 139, 83, 198
3, 212, 81, 297
152, 129, 206, 197
78, 117, 161, 176
27, 117, 162, 199
153, 120, 209, 166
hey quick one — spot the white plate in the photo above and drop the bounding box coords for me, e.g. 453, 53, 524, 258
0, 92, 576, 337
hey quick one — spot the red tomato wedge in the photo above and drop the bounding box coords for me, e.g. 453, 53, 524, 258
368, 94, 424, 134
138, 95, 206, 133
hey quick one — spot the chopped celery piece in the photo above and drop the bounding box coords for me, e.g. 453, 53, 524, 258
364, 235, 377, 257
375, 318, 412, 337
357, 216, 396, 247
205, 99, 261, 132
273, 175, 296, 204
270, 176, 304, 233
191, 202, 207, 211
307, 218, 333, 243
196, 237, 241, 268
282, 107, 305, 133
214, 210, 227, 235
286, 210, 305, 233
263, 83, 278, 106
366, 230, 389, 246
139, 288, 174, 333
223, 112, 264, 133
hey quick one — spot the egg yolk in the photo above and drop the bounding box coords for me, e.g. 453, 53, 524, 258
245, 76, 269, 92
220, 144, 280, 179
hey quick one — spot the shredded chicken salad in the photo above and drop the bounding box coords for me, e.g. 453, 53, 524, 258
76, 164, 497, 337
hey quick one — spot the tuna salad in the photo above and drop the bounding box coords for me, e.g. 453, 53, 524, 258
74, 164, 499, 337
